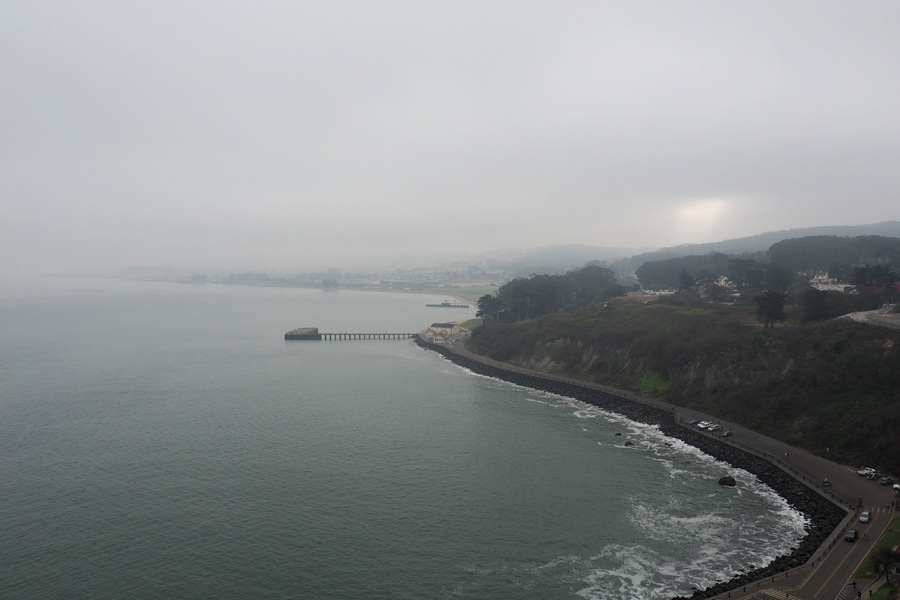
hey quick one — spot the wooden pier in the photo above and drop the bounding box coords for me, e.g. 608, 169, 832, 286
285, 327, 417, 341
319, 332, 417, 340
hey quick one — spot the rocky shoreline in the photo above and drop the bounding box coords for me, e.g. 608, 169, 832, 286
416, 337, 847, 599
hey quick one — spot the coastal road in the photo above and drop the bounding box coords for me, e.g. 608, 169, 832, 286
688, 423, 897, 600
443, 337, 898, 600
845, 306, 900, 330
609, 401, 897, 599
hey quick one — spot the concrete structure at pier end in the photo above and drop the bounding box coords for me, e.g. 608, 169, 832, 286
284, 327, 321, 340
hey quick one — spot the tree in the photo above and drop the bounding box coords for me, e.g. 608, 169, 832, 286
869, 547, 900, 586
476, 294, 506, 323
489, 266, 623, 323
496, 278, 530, 321
678, 269, 697, 293
855, 265, 899, 302
634, 252, 731, 290
828, 263, 852, 283
513, 274, 552, 318
755, 291, 786, 328
706, 283, 731, 303
562, 265, 618, 308
764, 263, 796, 293
727, 259, 766, 293
853, 265, 899, 305
800, 288, 829, 322
696, 268, 716, 286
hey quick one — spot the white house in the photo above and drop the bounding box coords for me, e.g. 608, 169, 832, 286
424, 322, 460, 343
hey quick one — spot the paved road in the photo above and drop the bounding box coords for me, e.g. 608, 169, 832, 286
675, 414, 897, 600
442, 337, 898, 600
844, 305, 900, 330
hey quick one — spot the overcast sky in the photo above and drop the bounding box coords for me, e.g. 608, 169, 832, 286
3, 1, 899, 278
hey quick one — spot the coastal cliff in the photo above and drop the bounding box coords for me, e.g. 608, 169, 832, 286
466, 301, 900, 476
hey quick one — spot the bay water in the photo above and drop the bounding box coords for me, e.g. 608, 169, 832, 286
0, 278, 807, 599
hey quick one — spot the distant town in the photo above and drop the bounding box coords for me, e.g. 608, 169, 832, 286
104, 221, 900, 302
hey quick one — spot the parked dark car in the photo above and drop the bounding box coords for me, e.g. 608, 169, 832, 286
844, 530, 858, 542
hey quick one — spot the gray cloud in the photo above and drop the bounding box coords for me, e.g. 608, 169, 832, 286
3, 1, 899, 278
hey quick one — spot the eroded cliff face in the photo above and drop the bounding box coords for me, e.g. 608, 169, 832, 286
470, 308, 900, 473
513, 336, 801, 394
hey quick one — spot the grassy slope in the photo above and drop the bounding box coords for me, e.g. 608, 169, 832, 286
467, 301, 900, 476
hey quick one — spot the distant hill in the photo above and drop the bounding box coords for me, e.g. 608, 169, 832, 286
109, 222, 900, 283
615, 221, 900, 271
493, 244, 653, 276
632, 233, 900, 290
483, 222, 900, 277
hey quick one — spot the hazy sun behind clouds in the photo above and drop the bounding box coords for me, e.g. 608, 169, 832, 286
672, 198, 731, 243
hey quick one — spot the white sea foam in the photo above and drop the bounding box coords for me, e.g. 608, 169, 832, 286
575, 544, 685, 600
524, 396, 562, 407
442, 359, 809, 598
552, 393, 808, 596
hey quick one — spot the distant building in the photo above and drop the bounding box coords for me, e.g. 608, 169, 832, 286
814, 284, 855, 293
424, 322, 460, 343
809, 272, 855, 293
715, 275, 736, 290
810, 272, 835, 286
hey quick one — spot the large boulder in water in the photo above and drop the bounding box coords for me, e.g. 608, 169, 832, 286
718, 476, 737, 487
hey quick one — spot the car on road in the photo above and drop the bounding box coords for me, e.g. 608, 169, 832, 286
860, 511, 871, 523
858, 467, 882, 480
844, 530, 858, 542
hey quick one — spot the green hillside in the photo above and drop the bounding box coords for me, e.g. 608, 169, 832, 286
468, 299, 900, 476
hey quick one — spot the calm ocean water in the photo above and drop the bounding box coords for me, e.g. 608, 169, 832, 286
0, 278, 807, 599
